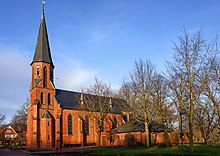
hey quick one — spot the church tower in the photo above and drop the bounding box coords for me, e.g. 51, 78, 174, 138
30, 5, 54, 89
27, 4, 56, 149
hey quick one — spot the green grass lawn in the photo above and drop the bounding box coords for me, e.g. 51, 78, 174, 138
84, 143, 220, 156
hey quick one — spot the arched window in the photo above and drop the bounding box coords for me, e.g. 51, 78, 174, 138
43, 67, 47, 88
112, 117, 117, 129
85, 116, 89, 135
40, 92, 44, 104
68, 114, 72, 135
48, 93, 51, 105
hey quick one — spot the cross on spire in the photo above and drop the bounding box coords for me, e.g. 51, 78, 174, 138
42, 0, 45, 11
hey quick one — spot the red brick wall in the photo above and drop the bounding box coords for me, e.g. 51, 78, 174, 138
113, 131, 178, 146
112, 132, 146, 146
62, 109, 123, 146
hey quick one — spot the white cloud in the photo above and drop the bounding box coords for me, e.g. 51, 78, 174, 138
53, 51, 98, 91
0, 44, 31, 123
56, 67, 97, 91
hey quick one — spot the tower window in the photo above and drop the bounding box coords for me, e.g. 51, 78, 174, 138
48, 121, 50, 126
48, 135, 50, 140
68, 114, 72, 135
40, 92, 44, 104
37, 66, 40, 78
43, 67, 47, 88
48, 93, 51, 105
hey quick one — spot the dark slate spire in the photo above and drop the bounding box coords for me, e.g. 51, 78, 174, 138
31, 4, 54, 66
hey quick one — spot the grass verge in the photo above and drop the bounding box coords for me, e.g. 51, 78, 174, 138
84, 143, 220, 156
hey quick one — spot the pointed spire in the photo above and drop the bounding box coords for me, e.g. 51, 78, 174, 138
31, 2, 54, 67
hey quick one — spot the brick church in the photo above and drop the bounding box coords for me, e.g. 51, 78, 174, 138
26, 5, 128, 149
26, 5, 175, 149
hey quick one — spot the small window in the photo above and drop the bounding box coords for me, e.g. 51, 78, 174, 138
48, 121, 50, 126
40, 92, 44, 104
48, 135, 50, 140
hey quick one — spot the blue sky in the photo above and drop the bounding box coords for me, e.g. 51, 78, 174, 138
0, 0, 220, 123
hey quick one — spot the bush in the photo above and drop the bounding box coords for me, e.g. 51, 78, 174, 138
151, 135, 156, 146
124, 133, 135, 146
175, 132, 180, 144
163, 131, 171, 146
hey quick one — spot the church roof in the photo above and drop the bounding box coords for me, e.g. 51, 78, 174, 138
111, 121, 173, 134
31, 6, 54, 66
55, 89, 126, 114
55, 89, 82, 110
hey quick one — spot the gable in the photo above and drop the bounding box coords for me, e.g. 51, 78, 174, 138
0, 125, 18, 135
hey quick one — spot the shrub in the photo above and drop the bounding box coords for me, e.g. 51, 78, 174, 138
124, 133, 135, 146
175, 132, 180, 144
163, 131, 171, 146
151, 135, 156, 146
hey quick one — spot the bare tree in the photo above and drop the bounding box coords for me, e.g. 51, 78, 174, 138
194, 99, 217, 145
10, 98, 29, 132
167, 30, 205, 151
193, 39, 220, 144
205, 54, 220, 126
0, 114, 6, 126
82, 78, 113, 146
120, 59, 157, 147
152, 74, 174, 127
168, 72, 186, 131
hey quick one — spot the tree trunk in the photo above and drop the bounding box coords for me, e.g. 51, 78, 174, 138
178, 113, 181, 144
204, 138, 208, 145
145, 121, 150, 147
189, 114, 193, 152
97, 132, 101, 146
